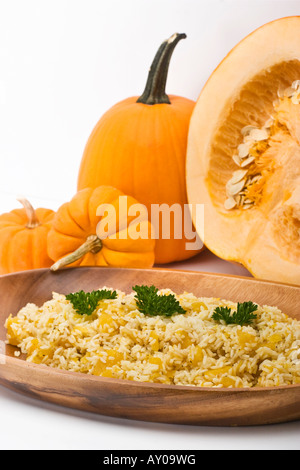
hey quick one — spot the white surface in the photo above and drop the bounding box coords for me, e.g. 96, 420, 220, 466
0, 0, 300, 450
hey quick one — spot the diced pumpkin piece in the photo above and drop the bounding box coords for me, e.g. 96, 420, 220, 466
148, 331, 160, 351
205, 365, 231, 378
191, 301, 207, 312
148, 356, 163, 368
101, 369, 114, 378
237, 330, 257, 347
265, 333, 283, 350
92, 349, 123, 376
173, 329, 192, 349
189, 345, 204, 366
74, 325, 90, 336
5, 315, 24, 345
268, 333, 282, 344
27, 338, 39, 354
97, 312, 116, 333
220, 376, 239, 387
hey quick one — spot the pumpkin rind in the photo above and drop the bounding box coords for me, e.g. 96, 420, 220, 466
186, 17, 300, 285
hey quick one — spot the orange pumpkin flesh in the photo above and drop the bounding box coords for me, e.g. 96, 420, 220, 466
186, 17, 300, 285
0, 198, 54, 274
77, 33, 201, 264
47, 186, 155, 270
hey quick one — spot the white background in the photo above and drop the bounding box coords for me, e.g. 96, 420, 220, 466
0, 0, 300, 450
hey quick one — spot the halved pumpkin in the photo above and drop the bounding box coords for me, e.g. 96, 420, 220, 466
186, 17, 300, 285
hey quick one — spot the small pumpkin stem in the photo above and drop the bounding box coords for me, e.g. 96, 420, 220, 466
50, 235, 102, 272
17, 197, 40, 229
137, 32, 187, 105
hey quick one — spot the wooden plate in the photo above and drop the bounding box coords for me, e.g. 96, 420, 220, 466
0, 266, 299, 426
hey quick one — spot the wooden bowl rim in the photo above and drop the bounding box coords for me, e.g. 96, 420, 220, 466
1, 265, 300, 289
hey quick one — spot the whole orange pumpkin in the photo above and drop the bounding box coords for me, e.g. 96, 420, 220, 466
47, 186, 155, 270
0, 198, 55, 274
77, 33, 202, 264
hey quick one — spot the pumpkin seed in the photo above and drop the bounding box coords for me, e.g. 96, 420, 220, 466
264, 117, 274, 129
236, 194, 245, 206
228, 169, 248, 185
241, 125, 257, 137
292, 80, 300, 90
249, 174, 262, 184
238, 143, 250, 159
233, 154, 242, 166
243, 203, 254, 210
241, 156, 256, 167
226, 179, 246, 196
224, 197, 237, 210
277, 87, 285, 99
284, 86, 295, 98
249, 128, 269, 141
291, 93, 300, 105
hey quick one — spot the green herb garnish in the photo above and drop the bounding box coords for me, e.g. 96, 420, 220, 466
212, 301, 258, 326
133, 285, 186, 317
66, 289, 117, 315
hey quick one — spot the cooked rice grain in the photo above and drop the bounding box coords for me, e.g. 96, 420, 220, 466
5, 288, 300, 388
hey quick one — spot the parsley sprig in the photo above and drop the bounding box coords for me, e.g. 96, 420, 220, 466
212, 301, 258, 326
66, 289, 117, 315
65, 285, 257, 324
133, 285, 186, 317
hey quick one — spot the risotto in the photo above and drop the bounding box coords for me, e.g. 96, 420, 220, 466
5, 287, 300, 388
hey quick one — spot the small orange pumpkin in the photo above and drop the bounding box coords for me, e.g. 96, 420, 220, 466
47, 186, 155, 270
77, 33, 202, 264
0, 198, 55, 274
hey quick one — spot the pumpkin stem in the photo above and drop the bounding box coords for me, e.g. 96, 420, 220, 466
50, 235, 102, 272
17, 197, 40, 229
137, 32, 187, 105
